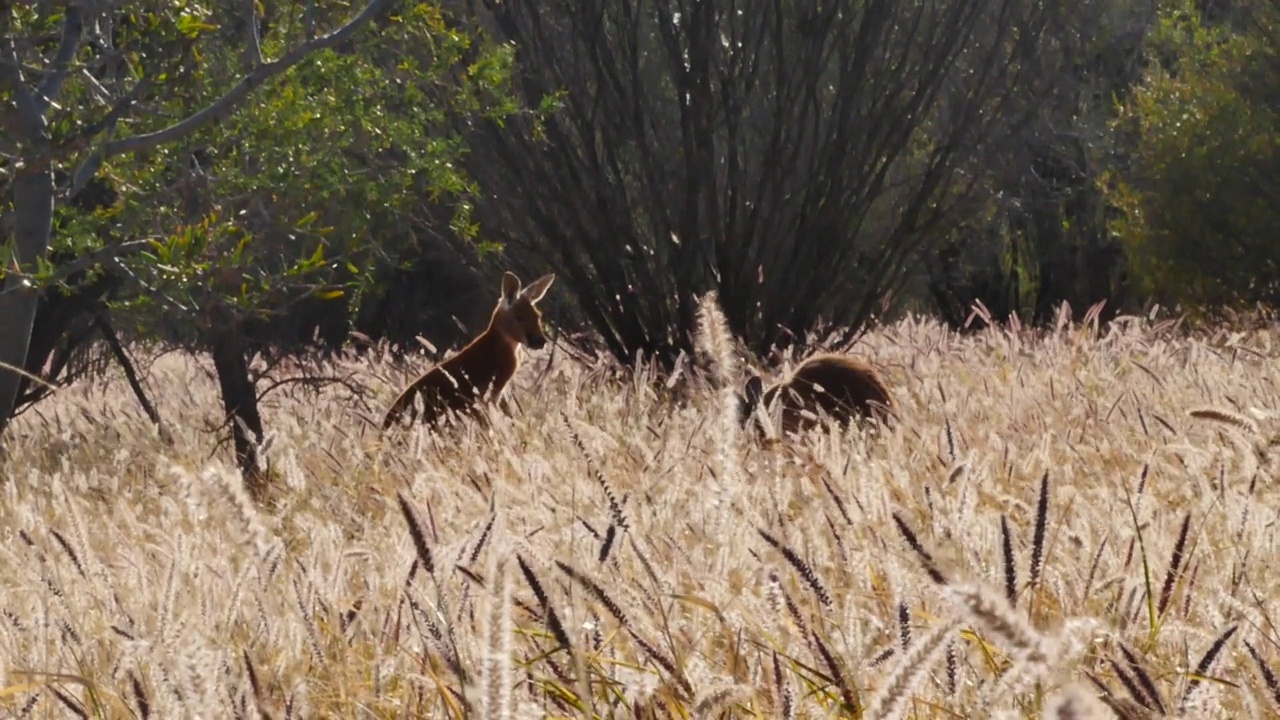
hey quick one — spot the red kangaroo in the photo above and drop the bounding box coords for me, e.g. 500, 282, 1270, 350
738, 352, 895, 436
381, 271, 556, 430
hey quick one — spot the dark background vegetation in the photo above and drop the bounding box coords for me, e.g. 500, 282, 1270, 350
2, 0, 1276, 480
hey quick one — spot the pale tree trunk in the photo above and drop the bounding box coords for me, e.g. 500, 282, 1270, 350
0, 6, 82, 438
0, 152, 55, 437
0, 1, 66, 438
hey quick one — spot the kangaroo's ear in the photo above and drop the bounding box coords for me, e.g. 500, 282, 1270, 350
744, 375, 765, 407
520, 273, 556, 304
501, 272, 522, 304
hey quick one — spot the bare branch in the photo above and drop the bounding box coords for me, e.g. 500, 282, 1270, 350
34, 5, 85, 115
93, 311, 172, 443
244, 0, 264, 70
305, 0, 317, 41
101, 0, 392, 158
65, 77, 153, 199
256, 372, 364, 405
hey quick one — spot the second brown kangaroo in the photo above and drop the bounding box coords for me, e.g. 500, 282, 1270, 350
381, 271, 555, 431
738, 353, 895, 436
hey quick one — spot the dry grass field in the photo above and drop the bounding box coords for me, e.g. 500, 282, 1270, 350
3, 301, 1280, 719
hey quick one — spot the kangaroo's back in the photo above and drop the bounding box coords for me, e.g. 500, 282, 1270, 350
743, 352, 894, 436
777, 353, 893, 423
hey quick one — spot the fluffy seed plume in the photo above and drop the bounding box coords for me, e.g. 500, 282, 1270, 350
865, 617, 961, 720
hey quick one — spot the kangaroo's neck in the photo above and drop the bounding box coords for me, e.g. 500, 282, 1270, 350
472, 323, 516, 360
445, 321, 519, 391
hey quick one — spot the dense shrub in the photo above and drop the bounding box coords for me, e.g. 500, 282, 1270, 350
1107, 0, 1280, 310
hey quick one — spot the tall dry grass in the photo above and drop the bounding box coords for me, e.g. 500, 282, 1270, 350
2, 302, 1280, 719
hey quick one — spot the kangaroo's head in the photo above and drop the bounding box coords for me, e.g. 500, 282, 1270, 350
492, 271, 556, 350
737, 375, 766, 427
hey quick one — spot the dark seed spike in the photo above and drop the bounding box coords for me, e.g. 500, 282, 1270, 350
454, 564, 486, 588
779, 586, 815, 657
396, 492, 435, 575
897, 602, 910, 651
820, 475, 852, 525
1083, 536, 1108, 602
130, 672, 150, 720
516, 555, 571, 652
555, 560, 632, 630
945, 641, 957, 697
1085, 670, 1117, 700
1108, 659, 1154, 710
562, 411, 629, 531
16, 693, 39, 717
630, 629, 692, 697
1157, 513, 1191, 617
243, 650, 266, 715
1181, 561, 1199, 619
1181, 625, 1239, 712
49, 686, 87, 719
890, 513, 947, 585
599, 523, 617, 564
1244, 640, 1280, 710
467, 512, 497, 566
999, 515, 1017, 605
770, 648, 782, 693
870, 645, 897, 667
812, 631, 859, 715
577, 517, 602, 541
514, 556, 570, 650
1029, 470, 1050, 588
628, 537, 665, 596
1119, 644, 1166, 713
758, 528, 833, 608
773, 650, 794, 719
48, 529, 86, 579
824, 513, 849, 565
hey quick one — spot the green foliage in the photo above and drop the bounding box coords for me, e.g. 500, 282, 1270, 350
4, 1, 520, 348
1107, 0, 1280, 310
97, 3, 519, 344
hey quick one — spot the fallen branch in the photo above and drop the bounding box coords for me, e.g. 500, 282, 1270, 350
94, 312, 172, 445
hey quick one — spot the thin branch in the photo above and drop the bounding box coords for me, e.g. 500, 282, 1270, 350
101, 0, 392, 158
109, 262, 194, 315
78, 66, 114, 105
305, 0, 317, 41
94, 311, 172, 444
35, 5, 85, 115
0, 239, 156, 298
256, 372, 364, 405
65, 78, 153, 200
244, 0, 264, 70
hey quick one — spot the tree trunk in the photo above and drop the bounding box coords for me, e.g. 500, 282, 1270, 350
209, 314, 268, 494
0, 148, 55, 441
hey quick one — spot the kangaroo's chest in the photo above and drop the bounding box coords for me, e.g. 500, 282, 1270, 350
437, 352, 517, 400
